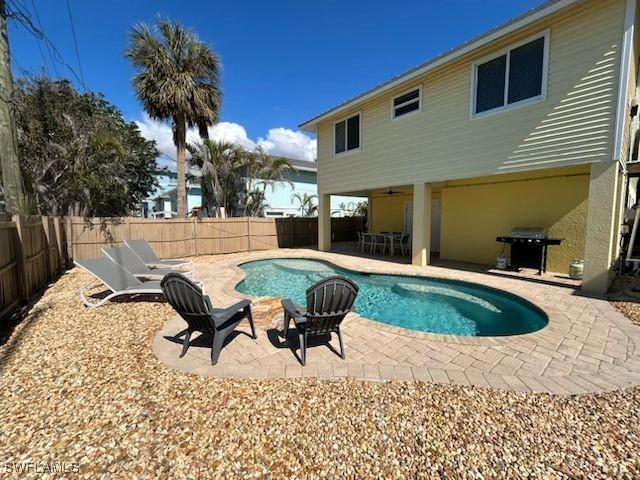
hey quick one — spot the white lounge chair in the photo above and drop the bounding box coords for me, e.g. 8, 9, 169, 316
74, 257, 164, 308
102, 246, 193, 280
124, 239, 193, 274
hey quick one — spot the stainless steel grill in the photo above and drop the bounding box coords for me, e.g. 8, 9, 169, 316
510, 227, 547, 240
496, 227, 562, 275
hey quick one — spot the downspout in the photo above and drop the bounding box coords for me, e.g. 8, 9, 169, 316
613, 0, 637, 164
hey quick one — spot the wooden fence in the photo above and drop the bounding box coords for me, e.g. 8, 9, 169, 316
68, 216, 363, 260
275, 216, 365, 247
67, 216, 281, 261
0, 215, 69, 320
0, 215, 364, 320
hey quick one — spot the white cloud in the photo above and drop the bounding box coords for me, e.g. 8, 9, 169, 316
256, 128, 317, 161
134, 114, 316, 168
209, 122, 256, 150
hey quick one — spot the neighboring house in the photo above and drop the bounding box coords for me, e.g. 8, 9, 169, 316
259, 158, 361, 217
143, 159, 361, 218
142, 169, 202, 218
301, 0, 640, 294
261, 158, 317, 217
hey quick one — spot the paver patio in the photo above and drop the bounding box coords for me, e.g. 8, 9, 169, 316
153, 249, 640, 394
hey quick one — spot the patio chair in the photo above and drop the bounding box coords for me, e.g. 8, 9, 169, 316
281, 276, 359, 366
362, 232, 375, 253
397, 233, 410, 256
373, 233, 389, 255
160, 273, 257, 365
102, 246, 192, 280
124, 239, 194, 274
74, 257, 164, 308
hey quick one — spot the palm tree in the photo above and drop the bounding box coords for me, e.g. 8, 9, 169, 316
127, 19, 221, 217
191, 139, 244, 217
245, 189, 270, 217
291, 192, 318, 217
242, 147, 293, 215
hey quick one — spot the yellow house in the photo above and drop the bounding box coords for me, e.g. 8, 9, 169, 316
300, 0, 640, 295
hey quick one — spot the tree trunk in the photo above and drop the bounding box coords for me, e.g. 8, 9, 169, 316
198, 124, 210, 217
174, 114, 187, 217
0, 0, 25, 213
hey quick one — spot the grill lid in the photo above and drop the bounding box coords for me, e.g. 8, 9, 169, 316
510, 227, 547, 239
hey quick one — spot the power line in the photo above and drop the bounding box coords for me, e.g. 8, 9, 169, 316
29, 0, 59, 77
16, 0, 49, 76
64, 0, 85, 87
6, 0, 86, 88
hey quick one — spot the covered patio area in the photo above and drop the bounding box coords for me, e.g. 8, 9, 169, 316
317, 164, 618, 292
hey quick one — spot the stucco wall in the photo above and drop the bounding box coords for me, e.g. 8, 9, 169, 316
440, 165, 589, 273
370, 194, 412, 232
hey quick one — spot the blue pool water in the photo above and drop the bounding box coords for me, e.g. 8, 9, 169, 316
236, 259, 548, 337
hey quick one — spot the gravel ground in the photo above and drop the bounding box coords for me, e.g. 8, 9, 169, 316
0, 264, 639, 479
609, 275, 640, 328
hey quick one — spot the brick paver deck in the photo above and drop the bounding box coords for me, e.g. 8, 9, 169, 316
152, 250, 640, 395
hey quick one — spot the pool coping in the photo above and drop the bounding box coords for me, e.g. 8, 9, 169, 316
152, 249, 640, 395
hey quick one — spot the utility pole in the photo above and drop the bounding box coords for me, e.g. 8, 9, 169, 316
0, 0, 25, 213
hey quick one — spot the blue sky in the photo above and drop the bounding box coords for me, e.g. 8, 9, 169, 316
9, 0, 546, 163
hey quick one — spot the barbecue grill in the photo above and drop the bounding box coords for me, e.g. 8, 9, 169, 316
496, 227, 562, 275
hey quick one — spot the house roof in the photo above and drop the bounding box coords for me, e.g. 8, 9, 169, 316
287, 157, 317, 172
299, 0, 581, 132
157, 157, 317, 176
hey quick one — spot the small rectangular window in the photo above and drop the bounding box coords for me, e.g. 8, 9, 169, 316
473, 33, 548, 117
392, 87, 421, 119
334, 113, 360, 155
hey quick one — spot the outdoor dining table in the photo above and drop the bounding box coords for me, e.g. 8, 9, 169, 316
362, 232, 405, 256
383, 232, 404, 256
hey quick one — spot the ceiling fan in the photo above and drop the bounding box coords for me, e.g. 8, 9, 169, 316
384, 187, 404, 195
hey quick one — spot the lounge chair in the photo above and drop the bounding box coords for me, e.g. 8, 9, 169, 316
74, 257, 164, 308
124, 239, 193, 274
102, 246, 192, 280
161, 273, 257, 365
281, 276, 359, 366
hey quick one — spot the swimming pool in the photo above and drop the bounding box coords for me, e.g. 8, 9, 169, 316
235, 258, 548, 337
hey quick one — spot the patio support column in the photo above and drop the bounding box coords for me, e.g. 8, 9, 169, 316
582, 161, 622, 295
318, 193, 331, 251
412, 182, 431, 267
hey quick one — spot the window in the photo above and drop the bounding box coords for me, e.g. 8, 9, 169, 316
392, 86, 422, 119
334, 113, 360, 155
472, 32, 548, 117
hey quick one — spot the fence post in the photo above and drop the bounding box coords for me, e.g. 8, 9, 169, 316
65, 216, 73, 263
40, 216, 53, 281
192, 217, 197, 256
12, 215, 28, 302
247, 217, 252, 252
126, 216, 132, 244
53, 217, 65, 270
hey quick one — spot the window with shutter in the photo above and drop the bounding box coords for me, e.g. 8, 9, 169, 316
472, 32, 548, 117
508, 37, 545, 104
475, 55, 507, 113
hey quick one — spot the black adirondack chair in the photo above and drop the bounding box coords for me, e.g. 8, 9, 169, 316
281, 276, 359, 366
160, 273, 257, 365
